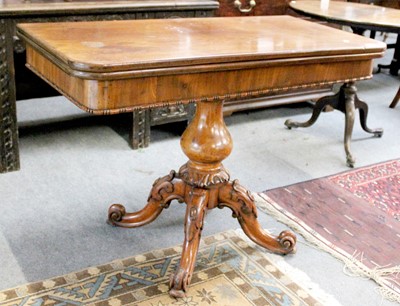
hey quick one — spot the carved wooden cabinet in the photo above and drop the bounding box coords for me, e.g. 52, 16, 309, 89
0, 0, 218, 173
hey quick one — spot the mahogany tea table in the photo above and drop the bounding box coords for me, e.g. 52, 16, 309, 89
17, 16, 385, 297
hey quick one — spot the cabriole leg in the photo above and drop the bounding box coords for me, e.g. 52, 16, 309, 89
343, 83, 356, 167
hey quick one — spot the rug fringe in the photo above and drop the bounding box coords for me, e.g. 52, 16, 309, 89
378, 287, 400, 303
254, 193, 400, 304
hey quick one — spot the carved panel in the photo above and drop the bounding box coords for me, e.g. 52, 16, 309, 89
132, 109, 150, 149
0, 19, 20, 172
150, 104, 195, 126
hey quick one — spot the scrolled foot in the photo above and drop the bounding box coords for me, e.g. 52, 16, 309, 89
107, 171, 186, 228
373, 128, 383, 138
169, 268, 189, 298
278, 230, 297, 254
284, 119, 297, 129
107, 204, 126, 226
284, 117, 317, 129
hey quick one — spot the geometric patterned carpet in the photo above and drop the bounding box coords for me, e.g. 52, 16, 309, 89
260, 159, 400, 303
0, 230, 340, 305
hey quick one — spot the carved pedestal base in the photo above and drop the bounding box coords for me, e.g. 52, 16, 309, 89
108, 166, 296, 298
285, 82, 383, 168
108, 100, 296, 298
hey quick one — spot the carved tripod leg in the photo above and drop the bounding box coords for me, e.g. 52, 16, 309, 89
108, 170, 185, 228
218, 180, 296, 255
284, 92, 339, 129
169, 187, 209, 298
355, 94, 383, 137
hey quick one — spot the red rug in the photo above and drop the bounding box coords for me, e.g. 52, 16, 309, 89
258, 159, 400, 303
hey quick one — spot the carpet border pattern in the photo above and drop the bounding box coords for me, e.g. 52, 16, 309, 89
0, 230, 340, 306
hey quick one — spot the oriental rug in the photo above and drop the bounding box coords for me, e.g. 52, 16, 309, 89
0, 230, 339, 306
259, 159, 400, 303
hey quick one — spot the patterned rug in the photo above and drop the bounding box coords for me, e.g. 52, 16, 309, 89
0, 230, 339, 306
259, 159, 400, 303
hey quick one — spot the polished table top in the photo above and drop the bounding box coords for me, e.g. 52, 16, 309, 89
289, 0, 400, 31
17, 16, 385, 113
17, 16, 385, 72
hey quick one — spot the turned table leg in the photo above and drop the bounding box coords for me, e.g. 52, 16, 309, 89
285, 82, 383, 167
108, 99, 296, 298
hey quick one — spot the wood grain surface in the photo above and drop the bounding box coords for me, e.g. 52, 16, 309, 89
17, 16, 386, 73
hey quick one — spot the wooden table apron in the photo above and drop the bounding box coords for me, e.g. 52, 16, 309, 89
0, 0, 217, 174
17, 16, 385, 297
